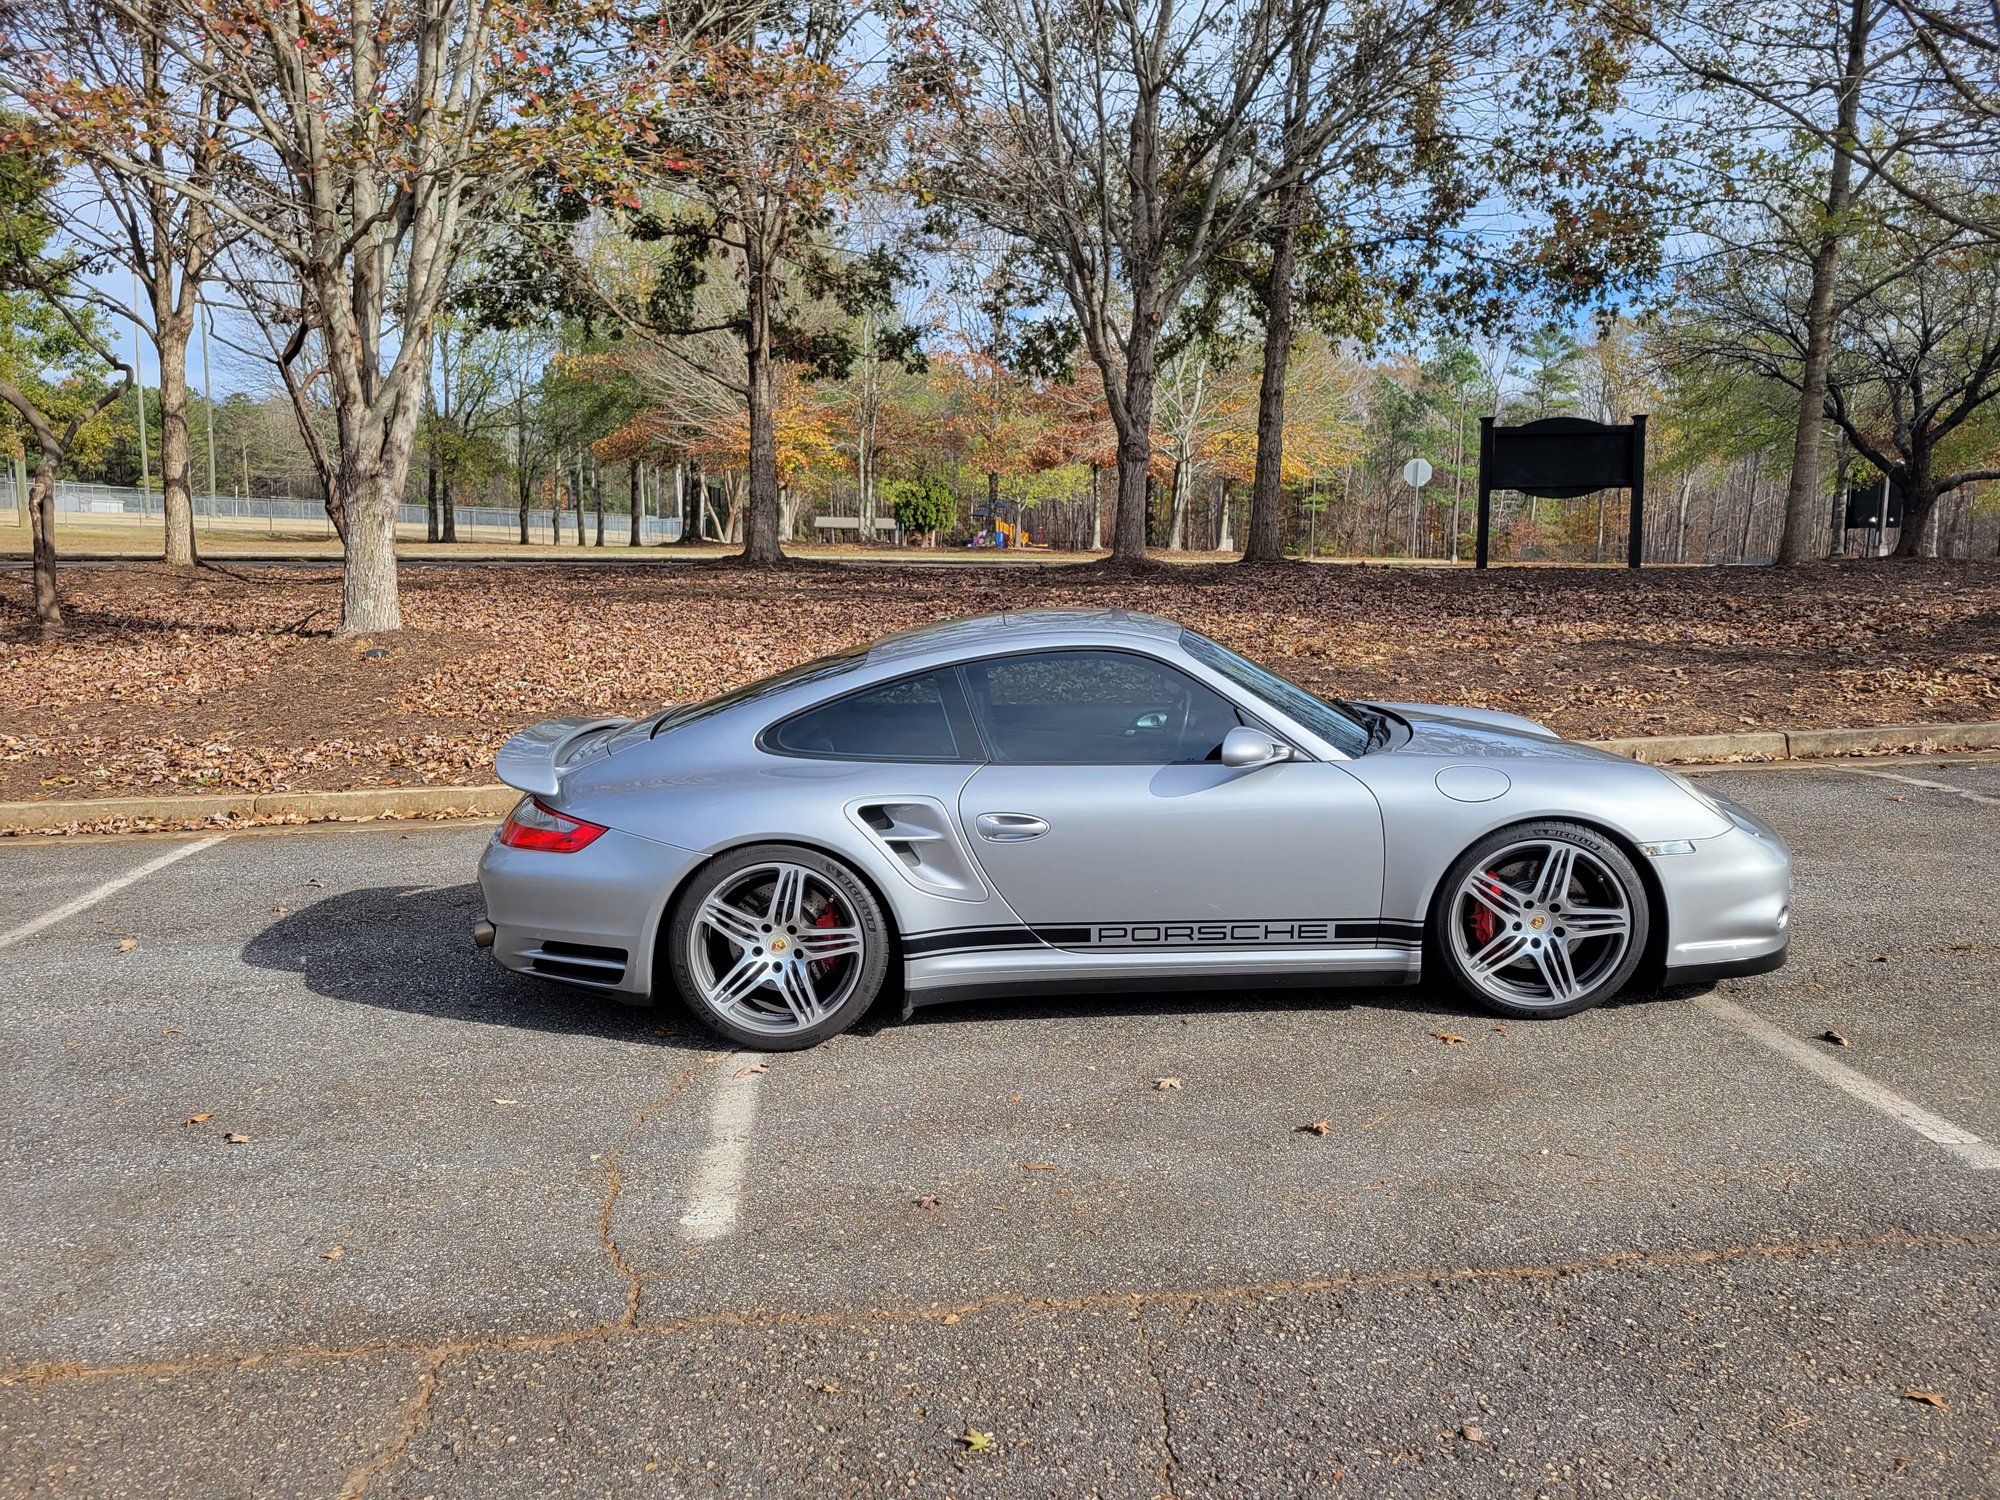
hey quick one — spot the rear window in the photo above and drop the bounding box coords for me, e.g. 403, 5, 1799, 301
765, 670, 971, 761
649, 650, 866, 738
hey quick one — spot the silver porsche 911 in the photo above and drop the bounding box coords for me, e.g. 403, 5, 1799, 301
475, 610, 1790, 1049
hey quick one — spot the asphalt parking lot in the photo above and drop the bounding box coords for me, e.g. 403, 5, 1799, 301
1, 761, 1996, 1498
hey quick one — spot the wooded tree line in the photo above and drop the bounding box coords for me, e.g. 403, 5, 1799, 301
1, 0, 1996, 632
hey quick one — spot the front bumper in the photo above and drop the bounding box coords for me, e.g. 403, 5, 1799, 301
476, 823, 703, 998
1653, 805, 1792, 980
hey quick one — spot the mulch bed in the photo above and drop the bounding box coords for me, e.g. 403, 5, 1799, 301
3, 557, 1996, 802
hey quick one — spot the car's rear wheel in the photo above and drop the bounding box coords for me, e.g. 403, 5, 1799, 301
1428, 821, 1649, 1019
668, 844, 890, 1050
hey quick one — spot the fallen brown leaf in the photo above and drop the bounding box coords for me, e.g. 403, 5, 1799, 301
324, 1246, 344, 1261
1297, 1119, 1332, 1136
1460, 1424, 1485, 1442
183, 1112, 212, 1126
224, 1132, 250, 1144
915, 1194, 942, 1210
733, 1062, 770, 1078
1153, 1076, 1182, 1091
115, 938, 138, 952
1432, 1030, 1468, 1045
1020, 1162, 1055, 1171
1904, 1390, 1947, 1409
1819, 1030, 1849, 1047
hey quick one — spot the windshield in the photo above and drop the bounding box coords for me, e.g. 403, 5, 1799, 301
649, 649, 867, 737
1179, 630, 1374, 758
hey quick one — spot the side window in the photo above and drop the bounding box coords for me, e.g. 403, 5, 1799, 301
766, 670, 972, 761
961, 650, 1240, 764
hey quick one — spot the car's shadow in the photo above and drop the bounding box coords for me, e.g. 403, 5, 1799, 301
243, 883, 1694, 1050
241, 881, 708, 1052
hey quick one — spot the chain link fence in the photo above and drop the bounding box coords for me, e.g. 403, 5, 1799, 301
0, 477, 683, 545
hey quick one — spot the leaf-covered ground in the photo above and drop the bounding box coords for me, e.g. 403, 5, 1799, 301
3, 558, 1997, 802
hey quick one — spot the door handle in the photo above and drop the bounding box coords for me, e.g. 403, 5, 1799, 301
975, 812, 1049, 841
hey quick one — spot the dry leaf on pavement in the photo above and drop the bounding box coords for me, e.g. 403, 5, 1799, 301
1904, 1391, 1948, 1408
324, 1246, 344, 1261
1297, 1119, 1332, 1136
183, 1112, 212, 1126
1432, 1031, 1467, 1045
733, 1062, 770, 1078
959, 1429, 994, 1452
224, 1132, 250, 1144
1819, 1030, 1849, 1047
116, 939, 138, 952
1153, 1077, 1182, 1091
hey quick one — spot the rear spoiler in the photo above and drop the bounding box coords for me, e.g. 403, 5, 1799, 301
494, 716, 632, 799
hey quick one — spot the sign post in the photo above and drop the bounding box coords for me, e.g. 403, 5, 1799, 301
1400, 457, 1432, 559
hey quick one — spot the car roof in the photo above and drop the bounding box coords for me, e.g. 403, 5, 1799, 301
864, 609, 1184, 664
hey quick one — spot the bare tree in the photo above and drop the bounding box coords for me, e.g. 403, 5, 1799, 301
10, 0, 701, 630
1606, 0, 1982, 564
943, 0, 1294, 562
13, 0, 233, 567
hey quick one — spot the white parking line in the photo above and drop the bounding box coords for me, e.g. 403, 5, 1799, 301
677, 1054, 767, 1241
1842, 766, 2000, 807
0, 836, 226, 952
1697, 995, 2000, 1170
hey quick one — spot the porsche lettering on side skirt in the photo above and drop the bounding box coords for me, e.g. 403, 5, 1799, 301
901, 920, 1424, 957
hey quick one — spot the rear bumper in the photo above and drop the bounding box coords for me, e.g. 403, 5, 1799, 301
476, 822, 702, 997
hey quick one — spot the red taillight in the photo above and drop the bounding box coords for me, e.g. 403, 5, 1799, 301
498, 798, 608, 853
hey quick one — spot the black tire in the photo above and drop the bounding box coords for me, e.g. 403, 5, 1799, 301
1426, 819, 1650, 1020
667, 843, 892, 1050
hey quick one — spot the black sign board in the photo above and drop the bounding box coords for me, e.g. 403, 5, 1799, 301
1476, 415, 1647, 569
1844, 477, 1903, 531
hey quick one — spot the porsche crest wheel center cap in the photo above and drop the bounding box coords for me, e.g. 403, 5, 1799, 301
771, 937, 788, 953
1529, 915, 1546, 930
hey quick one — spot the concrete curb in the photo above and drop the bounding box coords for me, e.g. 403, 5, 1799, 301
3, 720, 1998, 834
1586, 720, 2000, 765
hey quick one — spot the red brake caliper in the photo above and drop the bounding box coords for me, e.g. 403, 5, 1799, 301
1470, 875, 1500, 947
812, 901, 844, 973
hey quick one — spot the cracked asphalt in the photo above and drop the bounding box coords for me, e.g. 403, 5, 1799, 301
1, 761, 1997, 1498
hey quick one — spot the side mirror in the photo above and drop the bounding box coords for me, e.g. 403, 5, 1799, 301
1221, 727, 1291, 769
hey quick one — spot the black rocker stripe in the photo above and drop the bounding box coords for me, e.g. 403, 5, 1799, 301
903, 920, 1423, 958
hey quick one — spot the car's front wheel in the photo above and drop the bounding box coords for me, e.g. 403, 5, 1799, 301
1428, 821, 1649, 1019
667, 844, 890, 1049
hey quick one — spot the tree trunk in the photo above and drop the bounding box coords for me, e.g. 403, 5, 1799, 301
1166, 460, 1188, 550
29, 453, 62, 630
1089, 464, 1103, 550
1112, 423, 1152, 563
1891, 451, 1937, 558
442, 473, 457, 542
340, 465, 401, 633
1243, 192, 1299, 563
1777, 0, 1868, 566
741, 250, 784, 564
593, 456, 605, 546
629, 461, 642, 546
155, 318, 199, 567
426, 456, 440, 542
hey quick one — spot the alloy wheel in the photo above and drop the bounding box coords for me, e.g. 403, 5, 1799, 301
1446, 839, 1633, 1010
686, 862, 868, 1036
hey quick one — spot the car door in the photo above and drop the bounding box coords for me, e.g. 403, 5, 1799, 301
953, 649, 1386, 955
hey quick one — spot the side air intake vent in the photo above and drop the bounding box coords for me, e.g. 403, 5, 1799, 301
848, 798, 987, 900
